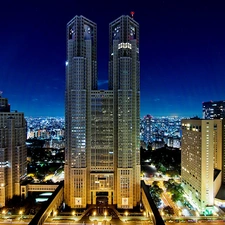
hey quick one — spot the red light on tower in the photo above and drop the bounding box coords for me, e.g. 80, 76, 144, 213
130, 11, 135, 19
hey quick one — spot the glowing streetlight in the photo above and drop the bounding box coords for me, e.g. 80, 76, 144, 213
92, 211, 96, 222
104, 211, 107, 219
2, 210, 6, 218
72, 210, 78, 221
125, 211, 128, 222
19, 210, 23, 219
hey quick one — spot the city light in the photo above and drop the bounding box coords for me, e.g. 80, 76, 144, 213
2, 210, 6, 218
19, 210, 23, 218
125, 211, 128, 222
104, 211, 107, 219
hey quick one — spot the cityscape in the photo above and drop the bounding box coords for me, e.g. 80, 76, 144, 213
1, 1, 225, 225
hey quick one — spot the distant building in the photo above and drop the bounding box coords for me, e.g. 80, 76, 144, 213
141, 116, 181, 149
165, 136, 180, 148
64, 14, 140, 209
0, 95, 27, 207
203, 100, 225, 119
141, 115, 153, 144
181, 119, 225, 214
0, 93, 10, 112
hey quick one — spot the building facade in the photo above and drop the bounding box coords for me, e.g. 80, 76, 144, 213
64, 15, 140, 209
140, 115, 153, 145
203, 100, 225, 119
0, 95, 27, 207
181, 119, 225, 214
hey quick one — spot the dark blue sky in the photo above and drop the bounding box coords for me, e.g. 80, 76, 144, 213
1, 0, 225, 118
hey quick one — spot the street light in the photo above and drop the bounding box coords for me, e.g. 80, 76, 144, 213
72, 210, 78, 221
19, 210, 23, 219
125, 211, 128, 222
2, 210, 6, 218
104, 211, 107, 219
92, 211, 97, 223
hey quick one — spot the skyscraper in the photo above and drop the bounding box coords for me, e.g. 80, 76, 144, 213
203, 100, 225, 119
0, 95, 27, 207
65, 15, 140, 209
181, 119, 225, 214
141, 115, 153, 145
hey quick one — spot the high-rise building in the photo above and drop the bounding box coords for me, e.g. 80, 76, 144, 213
203, 100, 225, 119
181, 119, 225, 214
0, 92, 10, 112
0, 95, 27, 207
141, 115, 153, 144
64, 15, 140, 209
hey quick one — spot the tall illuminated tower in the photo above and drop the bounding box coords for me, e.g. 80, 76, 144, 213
109, 15, 140, 208
64, 15, 97, 208
65, 14, 140, 209
0, 95, 27, 207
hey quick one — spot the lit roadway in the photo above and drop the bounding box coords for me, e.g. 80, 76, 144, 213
143, 178, 225, 224
144, 179, 180, 217
163, 192, 181, 216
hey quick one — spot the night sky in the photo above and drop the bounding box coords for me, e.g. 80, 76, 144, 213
1, 0, 225, 118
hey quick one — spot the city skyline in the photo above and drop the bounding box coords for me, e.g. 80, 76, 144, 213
1, 0, 225, 118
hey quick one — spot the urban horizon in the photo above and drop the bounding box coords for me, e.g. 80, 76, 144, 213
1, 1, 225, 118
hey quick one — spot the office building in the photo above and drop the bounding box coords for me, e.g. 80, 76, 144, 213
64, 15, 140, 209
181, 119, 225, 214
141, 115, 153, 145
0, 93, 10, 112
0, 95, 27, 207
203, 100, 225, 119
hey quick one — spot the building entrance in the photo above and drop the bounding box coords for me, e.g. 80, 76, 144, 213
96, 196, 108, 205
96, 192, 108, 206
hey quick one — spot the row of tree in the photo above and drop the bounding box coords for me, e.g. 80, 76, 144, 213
149, 179, 184, 216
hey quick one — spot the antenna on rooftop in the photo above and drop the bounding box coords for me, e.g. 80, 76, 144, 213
130, 11, 135, 19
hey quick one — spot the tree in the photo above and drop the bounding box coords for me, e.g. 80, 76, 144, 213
152, 181, 159, 186
171, 192, 182, 202
163, 206, 174, 216
163, 180, 169, 188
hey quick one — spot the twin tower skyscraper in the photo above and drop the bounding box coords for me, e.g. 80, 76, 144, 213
65, 14, 140, 209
